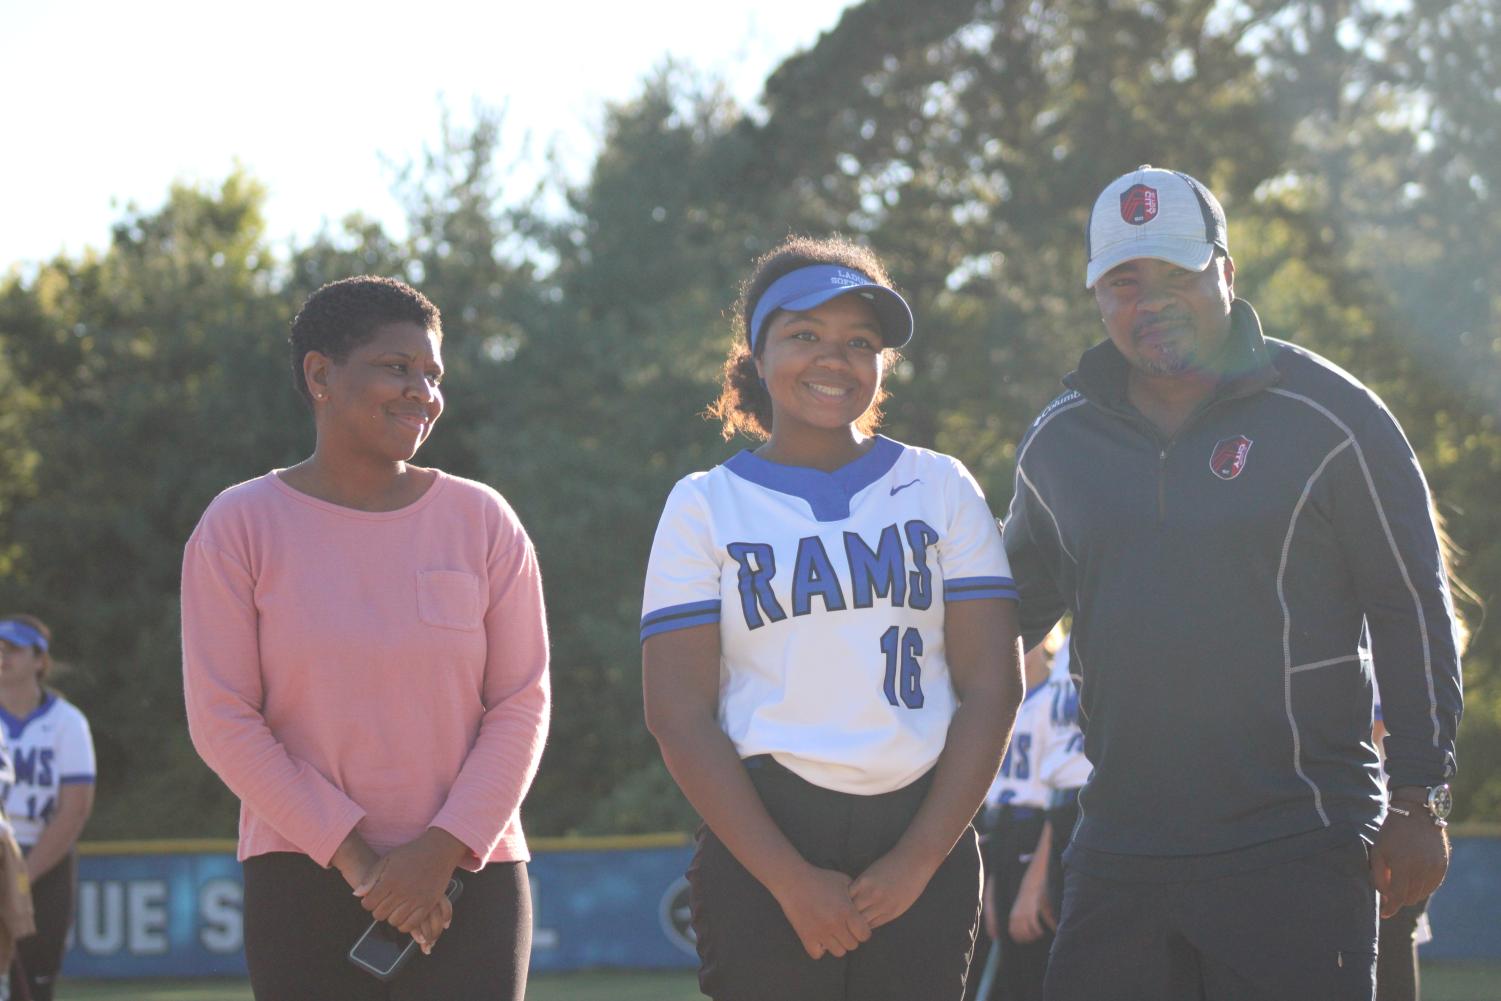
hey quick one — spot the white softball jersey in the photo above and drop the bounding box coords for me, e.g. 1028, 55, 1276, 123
1036, 642, 1091, 795
642, 436, 1015, 795
984, 681, 1053, 811
0, 693, 96, 846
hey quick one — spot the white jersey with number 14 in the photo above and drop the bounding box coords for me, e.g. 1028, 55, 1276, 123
0, 692, 96, 847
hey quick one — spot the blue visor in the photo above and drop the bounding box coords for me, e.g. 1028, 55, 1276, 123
0, 620, 47, 652
749, 264, 914, 354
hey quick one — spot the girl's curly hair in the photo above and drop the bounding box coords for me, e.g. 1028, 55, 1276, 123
707, 235, 903, 441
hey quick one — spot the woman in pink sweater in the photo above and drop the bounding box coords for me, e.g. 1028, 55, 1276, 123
181, 276, 550, 1001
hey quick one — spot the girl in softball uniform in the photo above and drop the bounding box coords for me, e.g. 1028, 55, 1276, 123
0, 614, 94, 1001
970, 638, 1057, 1001
642, 236, 1024, 1001
998, 633, 1091, 999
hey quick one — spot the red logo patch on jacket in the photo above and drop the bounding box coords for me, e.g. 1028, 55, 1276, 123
1210, 435, 1254, 480
1120, 184, 1158, 225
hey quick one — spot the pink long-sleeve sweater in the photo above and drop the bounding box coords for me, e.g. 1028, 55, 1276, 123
181, 470, 550, 869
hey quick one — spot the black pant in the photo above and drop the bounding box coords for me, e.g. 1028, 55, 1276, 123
1376, 899, 1429, 1001
1045, 793, 1080, 917
9, 851, 75, 1001
980, 808, 1050, 1001
688, 757, 982, 1001
242, 852, 530, 1001
1044, 839, 1377, 1001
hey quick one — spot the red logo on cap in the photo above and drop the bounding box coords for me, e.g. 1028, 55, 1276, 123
1120, 184, 1158, 225
1209, 435, 1253, 480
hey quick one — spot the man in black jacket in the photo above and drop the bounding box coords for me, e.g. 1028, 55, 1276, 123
1003, 165, 1461, 1001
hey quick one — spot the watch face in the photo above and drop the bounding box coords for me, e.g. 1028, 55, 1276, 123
1429, 784, 1454, 820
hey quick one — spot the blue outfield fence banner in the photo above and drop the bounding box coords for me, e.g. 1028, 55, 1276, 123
64, 835, 701, 979
67, 848, 247, 978
62, 831, 1501, 978
1423, 832, 1501, 961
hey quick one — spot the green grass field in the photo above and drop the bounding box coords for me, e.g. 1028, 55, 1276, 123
55, 962, 1501, 1000
61, 970, 703, 1000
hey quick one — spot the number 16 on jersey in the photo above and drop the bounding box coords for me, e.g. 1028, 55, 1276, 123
880, 626, 925, 709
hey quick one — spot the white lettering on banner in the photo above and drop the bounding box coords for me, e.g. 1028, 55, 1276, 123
75, 880, 173, 956
78, 882, 125, 953
199, 879, 243, 953
127, 882, 169, 954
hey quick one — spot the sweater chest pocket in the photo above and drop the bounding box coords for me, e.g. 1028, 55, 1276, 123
416, 571, 483, 631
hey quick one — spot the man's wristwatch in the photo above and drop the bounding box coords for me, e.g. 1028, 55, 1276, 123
1387, 784, 1452, 827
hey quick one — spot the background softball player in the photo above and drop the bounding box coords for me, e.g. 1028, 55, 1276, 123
642, 235, 1023, 1001
0, 615, 95, 1001
1008, 635, 1090, 955
968, 636, 1057, 1001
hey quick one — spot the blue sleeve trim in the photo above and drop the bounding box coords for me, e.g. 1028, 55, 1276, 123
943, 576, 1019, 602
59, 774, 95, 785
641, 599, 721, 643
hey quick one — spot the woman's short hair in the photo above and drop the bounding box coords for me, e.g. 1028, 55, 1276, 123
288, 276, 442, 407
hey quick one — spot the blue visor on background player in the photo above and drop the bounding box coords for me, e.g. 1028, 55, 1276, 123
749, 265, 914, 354
0, 620, 47, 651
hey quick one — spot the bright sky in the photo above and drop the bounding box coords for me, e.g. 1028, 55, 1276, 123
0, 0, 855, 271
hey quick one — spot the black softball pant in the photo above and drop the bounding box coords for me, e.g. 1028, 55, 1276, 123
979, 807, 1050, 1001
1375, 898, 1429, 1001
241, 852, 529, 1001
9, 851, 76, 1001
688, 757, 982, 1001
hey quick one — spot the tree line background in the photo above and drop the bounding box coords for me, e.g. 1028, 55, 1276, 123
1, 0, 1497, 839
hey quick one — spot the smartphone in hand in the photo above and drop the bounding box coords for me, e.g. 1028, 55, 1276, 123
348, 876, 464, 980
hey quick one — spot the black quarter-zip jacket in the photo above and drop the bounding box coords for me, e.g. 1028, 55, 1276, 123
1003, 299, 1461, 875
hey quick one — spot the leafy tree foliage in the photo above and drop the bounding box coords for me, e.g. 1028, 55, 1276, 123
0, 175, 300, 834
0, 0, 1494, 838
